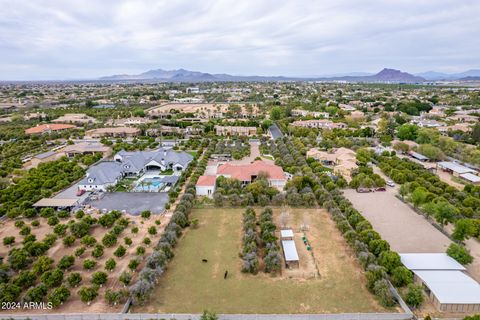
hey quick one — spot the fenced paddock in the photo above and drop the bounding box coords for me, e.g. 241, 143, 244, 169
132, 208, 392, 314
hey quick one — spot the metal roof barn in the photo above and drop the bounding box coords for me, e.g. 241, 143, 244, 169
400, 253, 466, 271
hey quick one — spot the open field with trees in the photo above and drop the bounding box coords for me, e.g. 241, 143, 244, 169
134, 207, 389, 314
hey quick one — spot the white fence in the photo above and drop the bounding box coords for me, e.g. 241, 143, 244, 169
0, 313, 414, 320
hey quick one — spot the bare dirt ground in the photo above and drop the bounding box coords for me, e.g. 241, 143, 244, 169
272, 209, 318, 279
148, 103, 259, 117
343, 187, 480, 283
0, 213, 165, 314
343, 188, 452, 253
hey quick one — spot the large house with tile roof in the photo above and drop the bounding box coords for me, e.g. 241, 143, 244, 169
25, 123, 77, 135
195, 160, 287, 198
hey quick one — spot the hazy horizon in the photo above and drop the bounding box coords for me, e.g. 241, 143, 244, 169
1, 0, 479, 80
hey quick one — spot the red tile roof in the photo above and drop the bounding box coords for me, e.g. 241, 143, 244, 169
217, 160, 285, 182
25, 123, 76, 134
196, 175, 217, 186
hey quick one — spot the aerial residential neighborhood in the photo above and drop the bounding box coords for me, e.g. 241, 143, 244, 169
1, 73, 480, 320
1, 1, 480, 320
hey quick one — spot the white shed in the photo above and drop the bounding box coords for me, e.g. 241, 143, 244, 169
281, 240, 299, 268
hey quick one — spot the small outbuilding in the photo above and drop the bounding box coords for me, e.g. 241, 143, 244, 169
33, 198, 79, 209
280, 229, 294, 240
195, 175, 217, 198
408, 151, 429, 162
281, 240, 299, 269
437, 161, 477, 177
459, 172, 480, 185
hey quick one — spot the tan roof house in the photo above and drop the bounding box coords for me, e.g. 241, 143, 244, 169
84, 127, 140, 138
307, 147, 358, 181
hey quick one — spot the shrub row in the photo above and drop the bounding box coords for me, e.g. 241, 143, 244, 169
258, 208, 281, 274
241, 207, 259, 274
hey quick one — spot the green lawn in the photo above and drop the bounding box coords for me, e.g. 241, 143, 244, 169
187, 150, 198, 157
135, 208, 386, 314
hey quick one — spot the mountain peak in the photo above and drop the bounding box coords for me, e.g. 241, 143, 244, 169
373, 68, 425, 82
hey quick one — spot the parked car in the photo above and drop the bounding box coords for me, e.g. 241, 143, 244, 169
356, 188, 372, 193
375, 187, 386, 192
386, 180, 395, 187
76, 189, 86, 196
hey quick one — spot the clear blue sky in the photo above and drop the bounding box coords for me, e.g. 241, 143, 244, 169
1, 0, 479, 80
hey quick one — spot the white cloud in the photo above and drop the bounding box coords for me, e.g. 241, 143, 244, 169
0, 0, 479, 79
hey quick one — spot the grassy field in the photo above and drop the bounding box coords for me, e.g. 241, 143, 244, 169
135, 207, 387, 314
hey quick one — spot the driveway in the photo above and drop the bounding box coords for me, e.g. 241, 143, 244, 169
86, 192, 169, 215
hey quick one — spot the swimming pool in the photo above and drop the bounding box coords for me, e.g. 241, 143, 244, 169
134, 178, 164, 192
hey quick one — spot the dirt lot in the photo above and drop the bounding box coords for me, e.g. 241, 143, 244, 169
134, 207, 389, 314
343, 188, 480, 282
148, 103, 258, 117
0, 212, 165, 314
343, 188, 452, 253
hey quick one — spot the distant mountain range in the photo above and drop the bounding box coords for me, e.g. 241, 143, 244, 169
99, 67, 479, 83
415, 69, 480, 80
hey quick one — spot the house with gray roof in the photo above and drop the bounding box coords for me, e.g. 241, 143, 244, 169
113, 148, 193, 176
78, 162, 124, 192
78, 148, 193, 192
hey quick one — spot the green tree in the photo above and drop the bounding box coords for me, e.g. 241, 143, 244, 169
447, 243, 473, 265
105, 258, 116, 272
67, 272, 82, 287
3, 236, 15, 246
83, 259, 96, 270
114, 245, 127, 258
452, 219, 477, 242
48, 285, 71, 307
78, 286, 98, 305
471, 123, 480, 143
417, 144, 444, 161
411, 187, 429, 208
378, 251, 401, 273
396, 124, 418, 141
270, 106, 282, 120
58, 255, 75, 270
200, 310, 219, 320
391, 266, 413, 287
40, 268, 64, 288
433, 201, 456, 226
91, 271, 108, 286
404, 284, 424, 308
